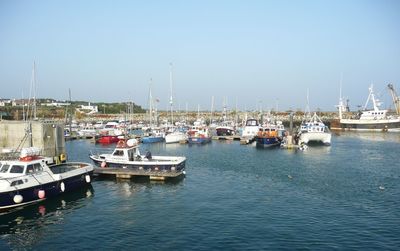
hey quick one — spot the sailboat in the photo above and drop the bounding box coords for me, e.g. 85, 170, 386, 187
142, 79, 165, 143
165, 63, 187, 144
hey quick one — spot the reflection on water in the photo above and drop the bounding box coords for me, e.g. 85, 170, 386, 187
0, 186, 94, 250
336, 131, 400, 142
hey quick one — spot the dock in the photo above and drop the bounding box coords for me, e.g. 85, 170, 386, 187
93, 167, 185, 181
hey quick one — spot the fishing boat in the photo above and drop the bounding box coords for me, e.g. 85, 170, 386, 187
333, 85, 400, 132
0, 147, 94, 210
89, 139, 186, 171
188, 127, 212, 144
255, 126, 282, 148
297, 112, 331, 145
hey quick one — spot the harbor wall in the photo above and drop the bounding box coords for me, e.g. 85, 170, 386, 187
0, 120, 65, 158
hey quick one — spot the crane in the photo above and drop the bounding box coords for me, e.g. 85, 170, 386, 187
388, 84, 400, 115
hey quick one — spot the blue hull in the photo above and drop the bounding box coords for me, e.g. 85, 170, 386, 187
0, 171, 93, 210
256, 137, 281, 148
188, 137, 212, 144
141, 136, 164, 143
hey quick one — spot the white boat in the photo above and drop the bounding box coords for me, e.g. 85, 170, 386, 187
89, 139, 186, 171
0, 147, 94, 210
165, 129, 187, 144
241, 118, 260, 139
298, 112, 331, 145
333, 85, 400, 132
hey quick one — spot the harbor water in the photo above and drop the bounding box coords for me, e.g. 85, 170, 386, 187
1, 132, 400, 250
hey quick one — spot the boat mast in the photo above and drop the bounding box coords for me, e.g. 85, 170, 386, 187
336, 74, 346, 120
169, 63, 174, 126
148, 78, 153, 127
210, 96, 214, 124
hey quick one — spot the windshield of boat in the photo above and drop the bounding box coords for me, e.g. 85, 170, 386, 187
246, 120, 258, 126
9, 165, 24, 174
0, 164, 10, 173
26, 163, 43, 174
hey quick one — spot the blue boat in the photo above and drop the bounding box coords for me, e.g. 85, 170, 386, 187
141, 128, 165, 143
255, 126, 282, 148
141, 135, 164, 143
188, 127, 212, 144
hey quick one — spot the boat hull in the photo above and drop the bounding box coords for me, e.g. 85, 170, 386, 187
255, 137, 281, 148
165, 132, 187, 144
188, 137, 211, 144
96, 135, 120, 144
90, 157, 185, 172
141, 136, 164, 143
216, 127, 235, 136
0, 171, 93, 210
332, 119, 400, 132
299, 132, 331, 145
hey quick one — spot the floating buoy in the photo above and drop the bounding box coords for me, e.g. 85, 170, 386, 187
101, 161, 107, 168
60, 182, 65, 192
379, 185, 385, 190
38, 190, 46, 199
13, 194, 23, 204
288, 175, 293, 179
85, 175, 91, 183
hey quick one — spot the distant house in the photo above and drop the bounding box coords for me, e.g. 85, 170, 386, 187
12, 99, 30, 107
77, 102, 98, 115
0, 99, 11, 107
42, 102, 71, 107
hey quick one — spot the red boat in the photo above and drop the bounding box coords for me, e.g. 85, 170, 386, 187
96, 135, 120, 144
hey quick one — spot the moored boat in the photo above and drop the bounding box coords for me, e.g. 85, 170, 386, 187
333, 85, 400, 132
297, 112, 331, 145
0, 147, 94, 210
89, 139, 186, 171
256, 125, 283, 148
188, 127, 212, 144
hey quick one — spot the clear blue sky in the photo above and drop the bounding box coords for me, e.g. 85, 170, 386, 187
0, 0, 399, 111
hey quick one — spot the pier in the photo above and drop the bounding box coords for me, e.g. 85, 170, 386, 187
93, 167, 185, 181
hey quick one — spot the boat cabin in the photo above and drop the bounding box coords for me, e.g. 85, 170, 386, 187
0, 158, 49, 179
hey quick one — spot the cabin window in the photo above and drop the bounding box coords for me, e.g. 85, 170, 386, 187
10, 165, 24, 174
26, 165, 35, 174
34, 163, 43, 172
10, 180, 24, 186
113, 150, 124, 156
0, 164, 10, 173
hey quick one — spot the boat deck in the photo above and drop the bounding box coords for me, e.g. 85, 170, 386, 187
93, 167, 184, 181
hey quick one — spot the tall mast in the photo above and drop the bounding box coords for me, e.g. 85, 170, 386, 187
210, 96, 214, 124
32, 61, 37, 120
169, 63, 174, 125
148, 78, 153, 127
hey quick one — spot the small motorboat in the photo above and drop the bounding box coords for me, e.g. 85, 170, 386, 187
89, 139, 186, 171
0, 147, 94, 211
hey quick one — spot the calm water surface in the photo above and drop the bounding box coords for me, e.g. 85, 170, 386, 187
1, 132, 400, 250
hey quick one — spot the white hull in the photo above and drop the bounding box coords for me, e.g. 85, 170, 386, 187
299, 132, 331, 145
165, 132, 187, 144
